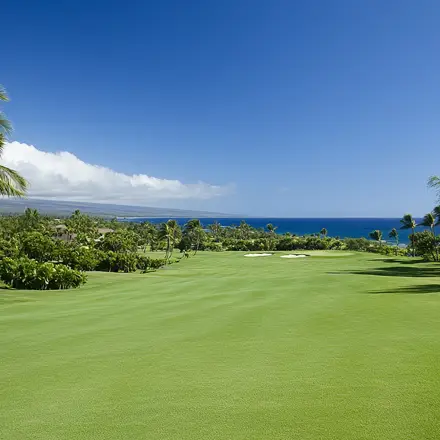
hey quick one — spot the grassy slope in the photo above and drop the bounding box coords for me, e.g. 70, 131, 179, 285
1, 252, 440, 439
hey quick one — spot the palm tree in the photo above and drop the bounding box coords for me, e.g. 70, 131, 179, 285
388, 228, 399, 255
208, 221, 222, 238
400, 214, 417, 257
419, 212, 438, 261
320, 228, 328, 238
158, 221, 173, 262
369, 230, 383, 248
184, 219, 204, 254
428, 176, 440, 202
0, 85, 28, 196
266, 223, 278, 251
266, 223, 277, 234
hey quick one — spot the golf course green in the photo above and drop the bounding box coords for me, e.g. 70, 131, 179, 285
1, 251, 440, 439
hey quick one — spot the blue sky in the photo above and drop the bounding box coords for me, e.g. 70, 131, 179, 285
2, 0, 440, 216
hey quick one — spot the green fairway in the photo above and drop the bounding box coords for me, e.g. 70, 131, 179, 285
1, 252, 440, 439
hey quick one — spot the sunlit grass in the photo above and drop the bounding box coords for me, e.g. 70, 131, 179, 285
1, 252, 440, 439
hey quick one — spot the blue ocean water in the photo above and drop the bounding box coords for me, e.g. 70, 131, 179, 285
124, 217, 424, 245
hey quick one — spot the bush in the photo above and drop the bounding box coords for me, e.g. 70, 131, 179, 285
0, 257, 87, 290
0, 237, 20, 259
148, 257, 166, 270
137, 254, 166, 271
412, 231, 440, 261
202, 241, 223, 252
20, 231, 56, 262
97, 230, 139, 253
96, 251, 138, 273
57, 243, 103, 271
343, 237, 371, 252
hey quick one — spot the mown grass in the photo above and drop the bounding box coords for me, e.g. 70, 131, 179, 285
1, 251, 440, 439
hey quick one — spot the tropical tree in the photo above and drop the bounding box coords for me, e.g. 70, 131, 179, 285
0, 85, 28, 196
139, 221, 158, 252
184, 219, 205, 254
369, 230, 383, 248
400, 214, 417, 257
428, 176, 440, 202
238, 220, 252, 239
208, 221, 222, 239
419, 212, 438, 261
266, 223, 277, 234
388, 228, 399, 255
320, 228, 328, 238
158, 220, 181, 262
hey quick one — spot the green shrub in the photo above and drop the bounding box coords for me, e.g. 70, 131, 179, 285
412, 231, 440, 261
20, 231, 56, 261
136, 255, 166, 271
0, 257, 87, 290
202, 241, 223, 252
146, 257, 166, 271
56, 243, 103, 271
0, 237, 20, 259
343, 237, 371, 252
96, 251, 138, 273
97, 230, 139, 253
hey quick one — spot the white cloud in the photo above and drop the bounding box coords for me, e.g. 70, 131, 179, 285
2, 141, 232, 204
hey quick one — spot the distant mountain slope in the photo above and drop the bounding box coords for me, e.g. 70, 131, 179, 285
0, 198, 232, 218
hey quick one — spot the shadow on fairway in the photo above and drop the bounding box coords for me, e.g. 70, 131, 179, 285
333, 265, 440, 278
0, 294, 34, 304
368, 284, 440, 295
368, 258, 425, 265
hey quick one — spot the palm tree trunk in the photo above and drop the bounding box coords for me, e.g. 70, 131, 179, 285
166, 237, 170, 263
194, 238, 199, 255
431, 225, 438, 261
412, 227, 416, 257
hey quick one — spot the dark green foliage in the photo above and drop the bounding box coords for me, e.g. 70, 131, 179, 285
96, 251, 138, 273
369, 230, 383, 245
412, 231, 440, 261
20, 231, 56, 261
57, 243, 103, 271
97, 230, 139, 253
343, 237, 373, 252
146, 257, 166, 271
0, 257, 87, 290
0, 237, 20, 258
136, 255, 166, 272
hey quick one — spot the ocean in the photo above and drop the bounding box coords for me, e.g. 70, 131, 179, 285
123, 217, 424, 244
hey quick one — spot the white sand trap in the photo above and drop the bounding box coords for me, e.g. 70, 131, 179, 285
244, 253, 273, 257
280, 254, 308, 258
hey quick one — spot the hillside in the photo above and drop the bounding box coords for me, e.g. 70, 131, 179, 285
0, 198, 231, 218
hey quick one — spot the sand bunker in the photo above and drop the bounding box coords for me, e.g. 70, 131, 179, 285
280, 254, 308, 258
244, 253, 273, 257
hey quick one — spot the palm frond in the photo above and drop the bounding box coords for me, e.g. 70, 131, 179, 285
0, 85, 9, 102
419, 213, 435, 228
0, 133, 5, 157
427, 175, 440, 188
0, 165, 28, 197
400, 213, 415, 229
389, 228, 398, 239
0, 112, 13, 136
433, 206, 440, 225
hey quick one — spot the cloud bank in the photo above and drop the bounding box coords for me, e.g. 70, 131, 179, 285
2, 142, 232, 205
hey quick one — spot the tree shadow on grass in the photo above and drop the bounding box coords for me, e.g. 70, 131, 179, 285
368, 258, 426, 265
336, 265, 440, 278
368, 284, 440, 294
0, 294, 34, 304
